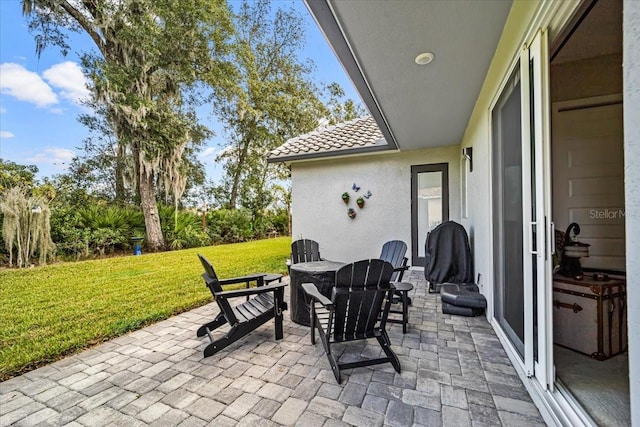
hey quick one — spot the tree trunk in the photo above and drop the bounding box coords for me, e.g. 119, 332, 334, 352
228, 134, 251, 209
114, 145, 126, 204
114, 167, 125, 204
139, 170, 164, 251
135, 146, 164, 251
228, 162, 242, 209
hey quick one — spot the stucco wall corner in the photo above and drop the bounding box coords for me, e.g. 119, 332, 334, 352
623, 1, 640, 424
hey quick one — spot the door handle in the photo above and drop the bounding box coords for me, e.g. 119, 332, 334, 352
529, 222, 538, 254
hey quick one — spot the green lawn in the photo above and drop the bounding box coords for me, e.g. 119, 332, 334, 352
0, 237, 290, 381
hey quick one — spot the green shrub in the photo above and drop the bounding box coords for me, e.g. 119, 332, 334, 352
45, 202, 286, 260
77, 205, 144, 232
207, 208, 254, 243
50, 204, 145, 260
268, 208, 289, 235
158, 205, 210, 250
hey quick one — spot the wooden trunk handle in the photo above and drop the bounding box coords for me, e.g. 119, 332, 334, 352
553, 299, 583, 313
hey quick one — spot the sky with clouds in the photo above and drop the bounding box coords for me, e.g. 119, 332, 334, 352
0, 0, 359, 182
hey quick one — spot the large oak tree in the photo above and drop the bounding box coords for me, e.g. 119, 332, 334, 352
22, 0, 234, 250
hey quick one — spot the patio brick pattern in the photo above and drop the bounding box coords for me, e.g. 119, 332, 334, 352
0, 271, 546, 426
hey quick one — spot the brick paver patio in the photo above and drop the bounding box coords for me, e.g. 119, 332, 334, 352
0, 270, 545, 426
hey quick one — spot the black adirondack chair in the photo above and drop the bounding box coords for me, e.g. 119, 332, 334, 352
302, 259, 401, 383
379, 240, 409, 282
379, 240, 412, 332
290, 239, 322, 264
197, 254, 287, 358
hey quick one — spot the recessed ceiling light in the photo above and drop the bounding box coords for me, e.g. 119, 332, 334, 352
415, 52, 434, 65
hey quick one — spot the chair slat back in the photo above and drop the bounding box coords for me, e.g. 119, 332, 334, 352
291, 239, 321, 264
332, 259, 394, 340
379, 240, 408, 281
197, 254, 237, 324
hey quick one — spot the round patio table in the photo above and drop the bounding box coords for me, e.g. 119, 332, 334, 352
289, 260, 346, 326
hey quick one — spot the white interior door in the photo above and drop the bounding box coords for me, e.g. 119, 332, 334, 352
552, 95, 625, 272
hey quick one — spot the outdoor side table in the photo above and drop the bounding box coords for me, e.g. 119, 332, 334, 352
289, 260, 345, 326
388, 282, 414, 333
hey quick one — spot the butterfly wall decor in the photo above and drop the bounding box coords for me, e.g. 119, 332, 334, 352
352, 183, 360, 192
363, 190, 372, 199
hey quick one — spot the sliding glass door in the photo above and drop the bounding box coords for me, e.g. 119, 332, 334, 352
492, 30, 552, 384
492, 63, 527, 362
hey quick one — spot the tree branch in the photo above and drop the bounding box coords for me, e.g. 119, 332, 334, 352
58, 0, 106, 56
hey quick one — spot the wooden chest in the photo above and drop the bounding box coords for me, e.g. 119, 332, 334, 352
553, 274, 627, 360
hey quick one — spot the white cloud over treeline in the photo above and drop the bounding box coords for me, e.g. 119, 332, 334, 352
0, 61, 89, 109
27, 147, 75, 168
0, 63, 57, 107
43, 62, 90, 103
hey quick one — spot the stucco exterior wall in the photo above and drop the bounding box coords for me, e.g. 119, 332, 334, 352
458, 0, 541, 305
290, 146, 460, 264
623, 1, 640, 423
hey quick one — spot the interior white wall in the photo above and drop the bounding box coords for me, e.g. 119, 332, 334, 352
290, 146, 460, 264
623, 1, 640, 423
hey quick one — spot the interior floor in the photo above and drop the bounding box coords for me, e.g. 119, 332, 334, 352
554, 345, 630, 427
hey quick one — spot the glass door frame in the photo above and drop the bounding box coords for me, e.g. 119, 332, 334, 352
410, 163, 449, 266
489, 29, 552, 385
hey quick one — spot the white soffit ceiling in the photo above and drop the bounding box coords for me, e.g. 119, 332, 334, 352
309, 0, 513, 151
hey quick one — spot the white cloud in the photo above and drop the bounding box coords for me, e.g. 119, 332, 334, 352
1, 130, 15, 138
43, 61, 90, 104
0, 63, 58, 107
27, 147, 75, 168
199, 146, 217, 161
0, 106, 6, 113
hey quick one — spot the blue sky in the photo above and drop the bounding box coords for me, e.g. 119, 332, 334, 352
0, 0, 360, 182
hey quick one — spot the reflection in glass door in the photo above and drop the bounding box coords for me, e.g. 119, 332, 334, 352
411, 164, 449, 266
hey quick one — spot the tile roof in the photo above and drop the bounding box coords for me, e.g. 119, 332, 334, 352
267, 115, 388, 162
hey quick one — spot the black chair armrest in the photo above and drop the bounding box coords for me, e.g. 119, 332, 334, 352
301, 283, 333, 307
393, 265, 410, 272
203, 272, 264, 287
213, 281, 287, 299
218, 273, 266, 286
